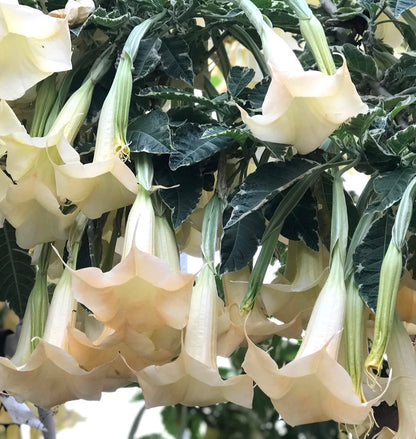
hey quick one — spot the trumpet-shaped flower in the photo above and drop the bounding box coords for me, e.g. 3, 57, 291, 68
134, 265, 253, 408
0, 0, 71, 101
67, 324, 181, 379
0, 174, 78, 248
53, 157, 138, 220
242, 247, 377, 426
70, 246, 195, 333
375, 314, 416, 438
52, 20, 162, 219
0, 267, 121, 409
238, 24, 368, 154
217, 267, 308, 356
260, 240, 329, 333
0, 119, 80, 248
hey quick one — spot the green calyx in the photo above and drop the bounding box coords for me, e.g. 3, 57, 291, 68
286, 0, 336, 75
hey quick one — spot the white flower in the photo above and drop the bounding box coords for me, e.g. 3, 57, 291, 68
0, 0, 72, 101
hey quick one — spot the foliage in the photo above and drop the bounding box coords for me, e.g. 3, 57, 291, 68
2, 0, 416, 437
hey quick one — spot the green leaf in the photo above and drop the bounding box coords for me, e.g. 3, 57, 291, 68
246, 78, 270, 109
341, 43, 378, 78
155, 163, 203, 227
85, 7, 129, 29
220, 210, 265, 273
133, 37, 162, 79
386, 125, 416, 154
128, 110, 172, 154
161, 406, 178, 437
225, 159, 317, 228
386, 95, 416, 119
389, 0, 416, 17
341, 108, 386, 138
354, 214, 395, 312
138, 86, 220, 109
366, 167, 416, 214
170, 124, 234, 171
202, 126, 250, 145
226, 66, 255, 98
281, 190, 319, 251
159, 37, 194, 86
0, 222, 35, 318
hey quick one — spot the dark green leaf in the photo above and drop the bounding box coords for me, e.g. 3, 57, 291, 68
134, 37, 162, 79
0, 222, 35, 318
202, 126, 249, 145
155, 164, 203, 228
386, 125, 416, 154
226, 66, 255, 98
366, 167, 416, 214
342, 108, 386, 138
225, 159, 316, 228
159, 37, 194, 86
354, 214, 395, 312
170, 124, 234, 171
341, 43, 378, 78
128, 110, 172, 154
85, 7, 129, 29
386, 95, 416, 119
389, 0, 416, 17
138, 86, 220, 109
246, 78, 270, 109
281, 190, 319, 251
220, 210, 265, 273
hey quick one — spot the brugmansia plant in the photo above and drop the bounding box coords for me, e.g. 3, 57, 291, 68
2, 0, 416, 437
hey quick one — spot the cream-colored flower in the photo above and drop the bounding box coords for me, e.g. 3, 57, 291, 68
68, 324, 180, 377
260, 240, 329, 333
242, 247, 376, 426
376, 314, 416, 438
0, 174, 77, 248
239, 24, 367, 154
54, 157, 138, 220
70, 246, 194, 333
134, 265, 253, 408
0, 268, 121, 409
0, 111, 80, 248
50, 0, 95, 27
53, 61, 138, 219
0, 0, 71, 101
0, 340, 111, 408
0, 78, 98, 247
396, 270, 416, 324
217, 267, 307, 356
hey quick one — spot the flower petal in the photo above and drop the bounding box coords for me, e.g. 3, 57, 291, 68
0, 1, 71, 100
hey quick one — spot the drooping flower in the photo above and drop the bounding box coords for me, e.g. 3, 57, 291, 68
375, 313, 416, 438
242, 171, 378, 426
70, 245, 195, 334
0, 53, 111, 248
217, 267, 308, 356
0, 235, 118, 408
260, 239, 329, 334
237, 17, 367, 154
52, 19, 161, 219
0, 99, 84, 248
242, 246, 376, 425
0, 0, 71, 101
134, 265, 254, 408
